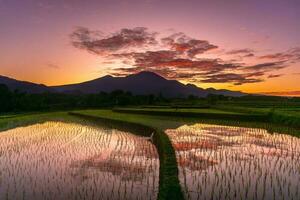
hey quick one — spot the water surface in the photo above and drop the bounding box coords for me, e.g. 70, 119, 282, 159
0, 121, 159, 200
166, 124, 300, 200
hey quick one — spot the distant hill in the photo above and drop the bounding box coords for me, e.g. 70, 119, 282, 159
52, 71, 245, 97
0, 72, 245, 97
0, 75, 53, 93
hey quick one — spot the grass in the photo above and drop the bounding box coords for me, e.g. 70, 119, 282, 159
270, 110, 300, 128
116, 107, 239, 114
113, 107, 267, 122
113, 105, 300, 129
215, 105, 300, 128
0, 112, 81, 132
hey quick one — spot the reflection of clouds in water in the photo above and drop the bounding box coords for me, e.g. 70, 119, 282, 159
0, 122, 159, 200
70, 131, 158, 182
177, 153, 217, 171
166, 124, 300, 200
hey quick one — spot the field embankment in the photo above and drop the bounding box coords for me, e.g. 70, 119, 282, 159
113, 107, 267, 122
215, 105, 300, 128
0, 112, 77, 132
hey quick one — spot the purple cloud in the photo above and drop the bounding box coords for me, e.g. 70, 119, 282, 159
71, 27, 292, 85
201, 73, 264, 85
227, 48, 254, 55
162, 33, 218, 57
259, 47, 300, 63
71, 27, 157, 55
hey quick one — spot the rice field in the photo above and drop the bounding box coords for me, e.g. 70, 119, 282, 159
0, 121, 159, 200
166, 124, 300, 200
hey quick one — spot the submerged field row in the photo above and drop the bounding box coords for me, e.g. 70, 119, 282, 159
166, 124, 300, 200
0, 121, 159, 200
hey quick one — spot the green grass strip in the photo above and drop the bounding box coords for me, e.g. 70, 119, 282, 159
113, 107, 268, 122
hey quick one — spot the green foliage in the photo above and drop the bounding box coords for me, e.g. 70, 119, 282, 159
113, 107, 267, 122
0, 84, 13, 112
270, 110, 300, 128
0, 112, 78, 132
0, 85, 169, 113
215, 105, 300, 128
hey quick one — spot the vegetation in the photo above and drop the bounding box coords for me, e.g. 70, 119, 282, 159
2, 82, 299, 128
0, 112, 75, 132
1, 83, 300, 200
0, 84, 168, 113
113, 107, 267, 122
215, 105, 300, 128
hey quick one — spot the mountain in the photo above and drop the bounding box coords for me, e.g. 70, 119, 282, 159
0, 75, 53, 93
0, 72, 245, 97
52, 71, 245, 97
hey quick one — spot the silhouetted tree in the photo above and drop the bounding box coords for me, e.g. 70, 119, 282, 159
0, 84, 13, 112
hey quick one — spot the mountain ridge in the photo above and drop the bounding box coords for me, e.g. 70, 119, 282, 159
0, 75, 53, 93
0, 71, 245, 97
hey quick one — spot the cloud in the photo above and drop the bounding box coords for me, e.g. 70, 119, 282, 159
268, 74, 282, 78
161, 33, 218, 57
226, 49, 256, 58
244, 61, 286, 72
260, 53, 290, 60
114, 50, 239, 72
259, 47, 300, 63
111, 66, 204, 81
112, 51, 287, 84
71, 27, 157, 55
227, 48, 254, 55
46, 63, 60, 69
201, 73, 263, 85
112, 50, 245, 82
262, 91, 300, 97
71, 27, 292, 85
112, 47, 287, 85
113, 50, 178, 66
244, 53, 255, 57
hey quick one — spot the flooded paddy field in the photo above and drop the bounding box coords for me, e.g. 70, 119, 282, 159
0, 121, 159, 200
166, 124, 300, 200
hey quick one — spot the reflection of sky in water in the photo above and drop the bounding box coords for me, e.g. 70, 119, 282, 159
0, 121, 159, 200
166, 124, 300, 200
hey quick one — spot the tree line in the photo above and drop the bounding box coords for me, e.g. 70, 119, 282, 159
0, 84, 169, 113
1, 83, 299, 113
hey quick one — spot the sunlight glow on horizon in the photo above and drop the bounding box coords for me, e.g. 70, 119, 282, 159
0, 0, 299, 94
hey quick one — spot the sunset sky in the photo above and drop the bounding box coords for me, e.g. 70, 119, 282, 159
0, 0, 299, 95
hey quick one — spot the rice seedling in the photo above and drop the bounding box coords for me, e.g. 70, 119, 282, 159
0, 121, 159, 200
166, 124, 300, 200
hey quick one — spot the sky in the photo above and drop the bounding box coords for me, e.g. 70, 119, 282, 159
0, 0, 299, 95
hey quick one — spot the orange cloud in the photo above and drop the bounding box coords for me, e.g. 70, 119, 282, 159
71, 27, 298, 86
